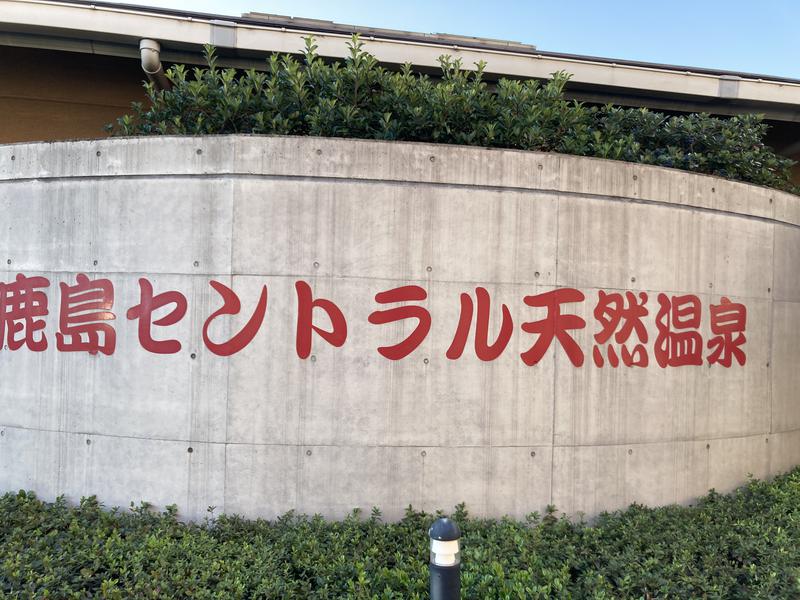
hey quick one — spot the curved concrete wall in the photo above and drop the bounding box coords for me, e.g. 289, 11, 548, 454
0, 135, 799, 521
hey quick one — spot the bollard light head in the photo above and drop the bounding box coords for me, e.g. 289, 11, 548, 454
429, 517, 461, 567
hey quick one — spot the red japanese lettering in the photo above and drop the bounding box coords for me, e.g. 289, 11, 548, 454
203, 280, 267, 356
0, 273, 49, 352
446, 287, 513, 361
707, 297, 746, 367
521, 288, 586, 366
654, 293, 703, 367
295, 281, 347, 359
126, 278, 188, 354
592, 290, 649, 367
56, 273, 115, 355
368, 285, 430, 360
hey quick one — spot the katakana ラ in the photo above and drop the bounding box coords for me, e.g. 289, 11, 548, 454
368, 285, 430, 360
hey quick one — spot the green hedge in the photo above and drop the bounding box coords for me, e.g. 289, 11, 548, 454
108, 37, 798, 195
2, 468, 800, 598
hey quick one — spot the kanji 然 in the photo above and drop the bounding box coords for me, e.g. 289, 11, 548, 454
56, 273, 115, 355
593, 290, 649, 367
0, 273, 50, 352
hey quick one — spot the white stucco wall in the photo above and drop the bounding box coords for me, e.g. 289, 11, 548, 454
0, 135, 798, 521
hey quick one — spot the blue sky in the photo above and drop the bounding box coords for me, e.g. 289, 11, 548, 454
105, 0, 799, 79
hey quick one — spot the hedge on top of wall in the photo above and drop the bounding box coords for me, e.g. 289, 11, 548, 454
108, 37, 798, 194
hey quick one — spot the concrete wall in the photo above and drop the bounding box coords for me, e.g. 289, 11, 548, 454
0, 135, 798, 521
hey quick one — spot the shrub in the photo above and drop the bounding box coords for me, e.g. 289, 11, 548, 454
2, 469, 800, 598
108, 37, 798, 195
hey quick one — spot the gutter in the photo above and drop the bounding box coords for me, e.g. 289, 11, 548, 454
139, 38, 170, 90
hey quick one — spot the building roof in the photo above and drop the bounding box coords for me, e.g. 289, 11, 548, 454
3, 0, 800, 123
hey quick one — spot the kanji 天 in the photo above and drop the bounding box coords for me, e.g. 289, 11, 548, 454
521, 288, 586, 367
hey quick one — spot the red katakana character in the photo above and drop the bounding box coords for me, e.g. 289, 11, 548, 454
368, 285, 430, 360
126, 278, 188, 354
296, 281, 347, 359
56, 273, 115, 355
592, 290, 649, 367
0, 273, 50, 352
203, 280, 267, 356
446, 287, 513, 361
521, 288, 586, 366
707, 297, 746, 367
654, 293, 703, 367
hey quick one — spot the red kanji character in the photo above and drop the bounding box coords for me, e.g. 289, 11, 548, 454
56, 273, 115, 355
521, 288, 586, 366
0, 273, 49, 352
126, 278, 188, 354
654, 293, 703, 367
707, 297, 746, 367
446, 287, 513, 361
368, 285, 430, 360
296, 281, 347, 359
203, 280, 267, 356
592, 290, 649, 367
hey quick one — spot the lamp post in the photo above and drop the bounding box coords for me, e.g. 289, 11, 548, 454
428, 517, 461, 600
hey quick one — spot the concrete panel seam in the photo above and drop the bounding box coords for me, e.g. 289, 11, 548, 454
1, 172, 790, 228
550, 192, 562, 505
0, 270, 776, 305
769, 222, 777, 437
0, 423, 784, 448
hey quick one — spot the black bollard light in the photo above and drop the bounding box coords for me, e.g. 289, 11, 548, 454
428, 517, 461, 600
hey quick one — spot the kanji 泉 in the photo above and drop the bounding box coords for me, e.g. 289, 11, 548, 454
707, 296, 746, 367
